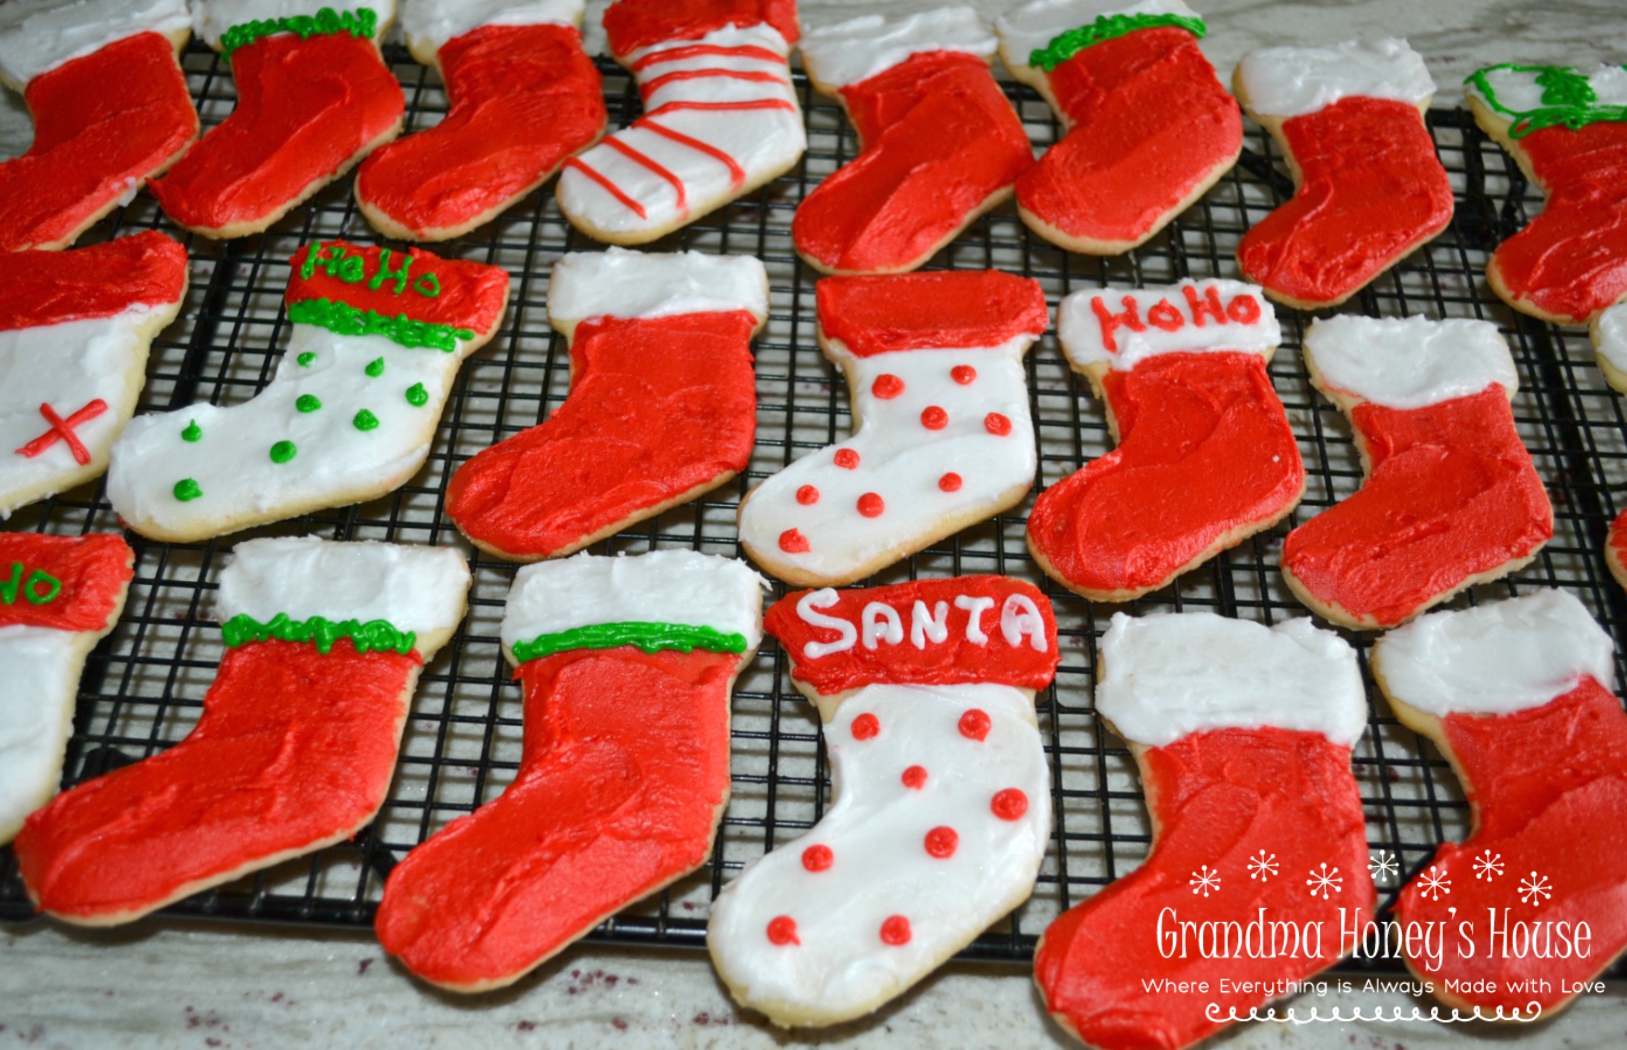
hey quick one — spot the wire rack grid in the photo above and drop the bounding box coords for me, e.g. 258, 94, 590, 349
2, 43, 1624, 975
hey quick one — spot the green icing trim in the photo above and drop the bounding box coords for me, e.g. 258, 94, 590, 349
174, 478, 202, 502
354, 409, 379, 431
270, 440, 297, 463
1029, 12, 1205, 72
287, 297, 473, 353
405, 383, 429, 407
221, 7, 378, 60
511, 621, 749, 663
182, 419, 202, 442
1466, 62, 1627, 138
220, 612, 415, 655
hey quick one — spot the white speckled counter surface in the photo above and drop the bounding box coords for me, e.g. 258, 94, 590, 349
4, 2, 1627, 1048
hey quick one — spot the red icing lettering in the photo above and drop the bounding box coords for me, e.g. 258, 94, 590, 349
767, 915, 800, 945
901, 765, 928, 789
958, 708, 991, 742
286, 241, 510, 333
835, 448, 860, 469
920, 406, 948, 430
857, 493, 885, 518
1146, 299, 1184, 331
0, 533, 132, 631
1091, 295, 1144, 354
991, 788, 1028, 821
872, 374, 905, 399
1182, 283, 1226, 326
801, 844, 833, 872
984, 413, 1011, 436
938, 472, 963, 492
952, 365, 977, 384
16, 400, 108, 465
0, 232, 187, 330
924, 826, 958, 859
817, 271, 1048, 357
795, 485, 820, 505
603, 0, 801, 56
880, 915, 912, 946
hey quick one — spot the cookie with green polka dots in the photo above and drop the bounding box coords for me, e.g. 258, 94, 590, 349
107, 240, 510, 541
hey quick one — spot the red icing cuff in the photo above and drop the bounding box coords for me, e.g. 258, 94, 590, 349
0, 231, 187, 330
765, 576, 1059, 694
815, 271, 1048, 355
604, 0, 799, 56
286, 240, 510, 334
0, 533, 133, 631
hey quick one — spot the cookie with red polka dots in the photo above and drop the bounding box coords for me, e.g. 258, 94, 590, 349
707, 576, 1058, 1027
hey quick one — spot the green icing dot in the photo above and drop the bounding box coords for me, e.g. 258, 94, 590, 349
296, 394, 322, 413
405, 383, 429, 407
354, 409, 380, 431
174, 478, 202, 502
270, 440, 297, 463
365, 357, 385, 378
297, 352, 316, 367
181, 419, 202, 443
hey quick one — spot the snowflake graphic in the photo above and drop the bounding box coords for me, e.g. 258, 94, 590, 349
1368, 850, 1398, 886
1520, 871, 1552, 907
1247, 850, 1278, 882
1473, 849, 1504, 882
1306, 863, 1343, 900
1189, 864, 1222, 898
1417, 865, 1452, 902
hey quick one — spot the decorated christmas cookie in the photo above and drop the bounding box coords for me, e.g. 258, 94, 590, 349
1282, 316, 1552, 629
1376, 590, 1627, 1018
738, 270, 1047, 587
1466, 62, 1627, 325
14, 537, 470, 926
377, 549, 762, 991
709, 577, 1057, 1027
1234, 39, 1453, 309
151, 1, 406, 239
1036, 611, 1372, 1050
0, 533, 134, 845
555, 0, 806, 244
996, 0, 1241, 254
1589, 303, 1627, 394
447, 248, 765, 562
0, 0, 196, 252
0, 232, 189, 518
107, 240, 510, 543
355, 0, 606, 241
791, 7, 1031, 275
1027, 279, 1304, 601
1608, 510, 1627, 591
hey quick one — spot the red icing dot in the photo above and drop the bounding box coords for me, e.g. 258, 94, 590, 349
857, 492, 885, 517
951, 365, 977, 385
984, 413, 1012, 436
938, 472, 963, 492
880, 915, 912, 946
921, 406, 948, 430
851, 712, 880, 740
802, 844, 834, 872
872, 373, 905, 399
924, 826, 959, 859
778, 528, 809, 553
901, 765, 928, 789
767, 916, 800, 945
796, 485, 820, 505
991, 788, 1029, 821
834, 448, 860, 469
958, 708, 991, 742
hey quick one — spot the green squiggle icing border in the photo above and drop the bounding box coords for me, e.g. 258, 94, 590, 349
221, 612, 416, 655
1466, 62, 1627, 138
511, 621, 748, 663
288, 297, 474, 353
221, 7, 378, 59
1029, 12, 1206, 73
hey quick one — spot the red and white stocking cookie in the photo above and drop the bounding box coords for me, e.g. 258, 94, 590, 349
738, 270, 1047, 587
0, 0, 196, 251
376, 549, 762, 992
1234, 39, 1454, 309
1282, 316, 1553, 629
996, 0, 1241, 254
791, 8, 1031, 275
0, 231, 188, 518
355, 0, 606, 241
447, 249, 765, 562
556, 0, 805, 244
1377, 590, 1627, 1017
107, 240, 510, 543
151, 1, 406, 238
1027, 279, 1303, 601
14, 537, 470, 926
1036, 611, 1372, 1050
709, 577, 1057, 1027
0, 533, 134, 844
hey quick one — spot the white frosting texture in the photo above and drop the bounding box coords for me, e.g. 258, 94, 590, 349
1592, 303, 1627, 378
547, 249, 769, 323
1057, 280, 1280, 371
215, 537, 470, 636
193, 0, 400, 49
0, 625, 80, 843
1304, 315, 1517, 409
1374, 590, 1616, 718
799, 7, 995, 90
1236, 39, 1436, 119
1096, 612, 1367, 748
0, 0, 190, 85
996, 0, 1199, 72
401, 0, 582, 54
1468, 63, 1627, 118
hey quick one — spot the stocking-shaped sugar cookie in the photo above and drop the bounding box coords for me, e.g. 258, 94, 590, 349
709, 577, 1057, 1027
1027, 279, 1303, 601
1377, 590, 1627, 1017
1036, 611, 1372, 1050
107, 241, 509, 543
1608, 510, 1627, 591
1234, 39, 1454, 309
1590, 302, 1627, 394
376, 550, 762, 991
1466, 62, 1627, 325
0, 533, 134, 844
996, 0, 1240, 254
0, 231, 189, 518
355, 0, 606, 241
792, 8, 1031, 275
447, 249, 765, 561
556, 0, 805, 244
739, 270, 1047, 587
0, 0, 196, 252
151, 2, 405, 238
1282, 316, 1552, 629
14, 537, 470, 926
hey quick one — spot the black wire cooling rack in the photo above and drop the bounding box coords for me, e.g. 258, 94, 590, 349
3, 43, 1626, 976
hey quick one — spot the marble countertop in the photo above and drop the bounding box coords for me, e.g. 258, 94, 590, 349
6, 2, 1627, 1048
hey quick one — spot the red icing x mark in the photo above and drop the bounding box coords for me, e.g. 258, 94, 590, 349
16, 400, 108, 465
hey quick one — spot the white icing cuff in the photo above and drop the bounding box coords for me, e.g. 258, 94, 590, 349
1304, 315, 1517, 409
0, 0, 190, 85
1236, 39, 1435, 119
548, 249, 770, 324
800, 7, 995, 90
996, 0, 1198, 72
1469, 63, 1627, 118
1057, 280, 1279, 371
501, 550, 766, 654
194, 0, 399, 49
401, 0, 582, 55
1592, 303, 1627, 376
1096, 612, 1367, 748
1375, 590, 1616, 718
215, 537, 470, 636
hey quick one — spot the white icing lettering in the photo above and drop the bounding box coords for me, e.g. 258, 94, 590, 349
909, 600, 950, 649
1000, 594, 1048, 652
955, 595, 995, 645
862, 601, 904, 650
797, 589, 857, 658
